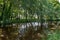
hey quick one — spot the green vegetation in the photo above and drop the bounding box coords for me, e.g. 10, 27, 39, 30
0, 0, 60, 40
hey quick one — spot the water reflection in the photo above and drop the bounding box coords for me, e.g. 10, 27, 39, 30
16, 21, 60, 40
19, 22, 48, 36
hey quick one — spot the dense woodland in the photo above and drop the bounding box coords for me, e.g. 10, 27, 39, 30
0, 0, 60, 40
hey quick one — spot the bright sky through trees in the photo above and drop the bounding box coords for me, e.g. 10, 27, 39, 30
58, 0, 60, 3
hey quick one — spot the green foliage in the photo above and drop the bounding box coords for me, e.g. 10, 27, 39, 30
47, 29, 60, 40
0, 0, 60, 24
0, 0, 60, 40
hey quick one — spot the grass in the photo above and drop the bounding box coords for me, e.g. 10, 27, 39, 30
47, 29, 60, 40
